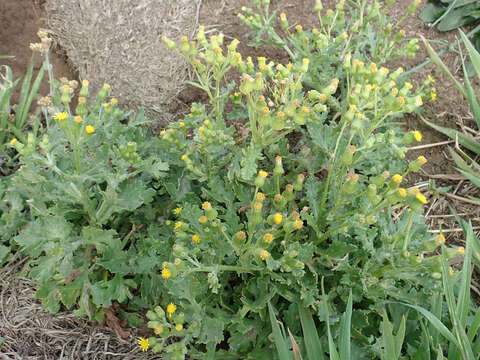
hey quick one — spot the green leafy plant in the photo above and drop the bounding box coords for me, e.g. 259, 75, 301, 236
139, 15, 449, 356
420, 0, 480, 33
1, 67, 171, 321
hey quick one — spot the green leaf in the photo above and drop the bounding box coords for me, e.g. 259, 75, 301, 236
339, 291, 352, 360
298, 305, 325, 360
268, 301, 292, 360
420, 4, 446, 23
421, 117, 480, 155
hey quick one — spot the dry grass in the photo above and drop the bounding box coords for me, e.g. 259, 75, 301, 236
45, 0, 199, 126
0, 254, 161, 360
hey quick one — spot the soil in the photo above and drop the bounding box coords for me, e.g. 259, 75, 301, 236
1, 0, 480, 358
0, 0, 76, 104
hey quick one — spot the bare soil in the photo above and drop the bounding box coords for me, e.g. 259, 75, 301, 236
1, 0, 480, 358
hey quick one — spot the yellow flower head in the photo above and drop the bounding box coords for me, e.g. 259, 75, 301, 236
85, 125, 95, 134
181, 154, 188, 161
449, 267, 454, 276
428, 75, 435, 83
173, 207, 182, 215
392, 174, 403, 184
54, 112, 69, 121
236, 231, 246, 240
295, 25, 303, 32
326, 9, 334, 16
405, 82, 413, 89
273, 213, 283, 225
280, 12, 286, 21
256, 192, 266, 201
175, 324, 183, 331
436, 234, 446, 244
161, 268, 171, 279
103, 83, 110, 89
418, 155, 427, 164
260, 250, 270, 261
397, 97, 405, 105
138, 337, 149, 352
413, 130, 422, 142
258, 170, 268, 178
416, 192, 427, 204
174, 221, 182, 230
294, 219, 303, 230
199, 215, 208, 224
192, 234, 200, 244
431, 88, 437, 101
415, 95, 423, 106
74, 116, 83, 123
202, 201, 212, 210
111, 98, 118, 105
82, 79, 89, 86
397, 188, 407, 198
179, 121, 185, 127
9, 138, 17, 146
167, 302, 177, 315
457, 246, 465, 255
154, 324, 164, 335
253, 201, 263, 211
263, 233, 274, 244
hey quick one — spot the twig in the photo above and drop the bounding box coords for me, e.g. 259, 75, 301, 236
407, 140, 455, 151
429, 226, 480, 233
443, 192, 480, 205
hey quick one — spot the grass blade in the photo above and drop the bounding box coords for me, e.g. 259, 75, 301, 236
421, 116, 480, 155
16, 59, 45, 129
287, 328, 303, 360
268, 301, 292, 360
420, 35, 467, 98
460, 30, 480, 80
338, 290, 352, 360
298, 305, 325, 360
15, 54, 35, 126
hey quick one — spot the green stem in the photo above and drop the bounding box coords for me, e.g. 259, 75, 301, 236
402, 210, 415, 251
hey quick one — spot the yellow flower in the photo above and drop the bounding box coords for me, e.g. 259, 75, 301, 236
264, 233, 274, 244
102, 102, 109, 108
199, 215, 208, 224
192, 234, 200, 244
204, 119, 210, 126
202, 201, 212, 210
295, 25, 303, 32
392, 174, 403, 184
418, 155, 427, 164
78, 97, 86, 104
413, 130, 422, 142
431, 87, 437, 101
397, 188, 407, 198
82, 79, 89, 86
181, 154, 188, 161
258, 170, 268, 178
174, 221, 182, 230
397, 97, 405, 104
161, 268, 171, 279
273, 213, 283, 225
253, 201, 263, 211
199, 126, 205, 133
405, 82, 413, 89
449, 267, 454, 276
326, 9, 334, 16
179, 121, 185, 127
154, 324, 164, 335
111, 98, 118, 105
280, 13, 286, 21
103, 83, 110, 89
260, 250, 270, 260
436, 234, 446, 244
167, 302, 177, 315
416, 192, 427, 204
457, 246, 465, 255
428, 75, 435, 83
9, 138, 17, 146
173, 207, 182, 215
415, 95, 423, 106
175, 324, 183, 331
85, 125, 95, 134
294, 219, 303, 230
54, 112, 69, 121
74, 116, 83, 123
256, 192, 266, 201
138, 337, 149, 352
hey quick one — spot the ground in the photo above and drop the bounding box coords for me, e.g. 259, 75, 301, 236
1, 0, 479, 358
